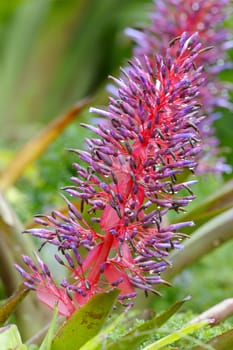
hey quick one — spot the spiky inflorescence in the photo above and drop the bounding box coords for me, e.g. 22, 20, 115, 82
126, 0, 233, 175
16, 33, 205, 318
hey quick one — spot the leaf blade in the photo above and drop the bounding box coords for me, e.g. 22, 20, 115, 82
163, 207, 233, 281
0, 284, 29, 326
143, 321, 208, 350
0, 98, 90, 191
105, 297, 190, 350
0, 324, 27, 350
51, 289, 119, 350
39, 304, 58, 350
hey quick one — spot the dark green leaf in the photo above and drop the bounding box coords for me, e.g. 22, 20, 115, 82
149, 296, 191, 328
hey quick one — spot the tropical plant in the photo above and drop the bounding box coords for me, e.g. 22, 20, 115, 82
0, 1, 233, 349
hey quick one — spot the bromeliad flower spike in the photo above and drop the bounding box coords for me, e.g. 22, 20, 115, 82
16, 33, 205, 318
126, 0, 233, 175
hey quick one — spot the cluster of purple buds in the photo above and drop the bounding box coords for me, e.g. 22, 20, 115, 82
126, 0, 233, 175
16, 32, 207, 317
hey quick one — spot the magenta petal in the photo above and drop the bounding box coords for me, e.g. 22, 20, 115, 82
104, 263, 134, 295
37, 285, 75, 318
77, 243, 104, 275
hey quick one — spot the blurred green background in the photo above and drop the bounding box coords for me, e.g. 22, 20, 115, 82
0, 0, 233, 317
0, 0, 152, 217
0, 0, 151, 145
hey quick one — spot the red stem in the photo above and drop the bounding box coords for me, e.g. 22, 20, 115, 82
88, 231, 114, 285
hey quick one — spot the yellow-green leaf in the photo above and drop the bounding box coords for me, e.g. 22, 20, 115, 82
0, 98, 89, 191
39, 304, 58, 350
0, 324, 27, 350
143, 321, 208, 350
51, 289, 119, 350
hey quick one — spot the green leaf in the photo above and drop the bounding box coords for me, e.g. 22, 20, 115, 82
149, 296, 191, 328
51, 289, 120, 350
0, 284, 29, 326
143, 321, 208, 350
79, 313, 127, 350
0, 324, 27, 349
79, 309, 152, 350
0, 98, 89, 191
193, 328, 233, 350
105, 296, 190, 350
163, 207, 233, 281
39, 304, 58, 350
173, 179, 233, 231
